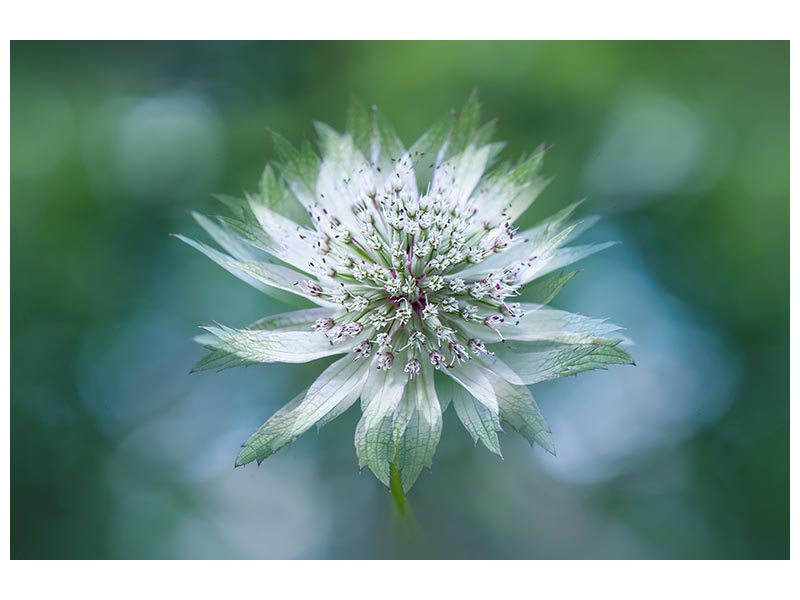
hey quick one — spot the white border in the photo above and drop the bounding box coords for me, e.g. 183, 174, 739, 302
1, 1, 796, 40
3, 559, 797, 596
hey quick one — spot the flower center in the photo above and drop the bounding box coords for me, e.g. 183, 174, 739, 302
304, 156, 517, 374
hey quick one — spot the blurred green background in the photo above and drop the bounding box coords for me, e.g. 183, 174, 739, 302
10, 41, 788, 559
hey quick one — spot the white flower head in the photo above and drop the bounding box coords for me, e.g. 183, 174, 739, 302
178, 96, 633, 494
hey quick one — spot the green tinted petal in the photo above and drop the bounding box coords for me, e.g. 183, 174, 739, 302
518, 270, 579, 304
496, 340, 634, 385
490, 375, 554, 455
450, 376, 503, 457
394, 362, 442, 492
355, 363, 408, 485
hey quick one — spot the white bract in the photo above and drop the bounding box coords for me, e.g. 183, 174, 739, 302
178, 97, 633, 493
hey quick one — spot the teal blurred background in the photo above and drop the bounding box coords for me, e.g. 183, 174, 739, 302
10, 41, 788, 559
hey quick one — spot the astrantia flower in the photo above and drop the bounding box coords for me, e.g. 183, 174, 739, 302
178, 97, 633, 493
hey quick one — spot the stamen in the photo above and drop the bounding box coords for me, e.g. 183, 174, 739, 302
305, 280, 324, 296
500, 302, 523, 318
313, 317, 334, 332
484, 315, 505, 329
404, 358, 421, 377
449, 342, 470, 365
376, 352, 395, 370
353, 340, 372, 359
468, 338, 494, 356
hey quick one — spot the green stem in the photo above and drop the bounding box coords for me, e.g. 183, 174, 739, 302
389, 462, 412, 519
388, 462, 429, 556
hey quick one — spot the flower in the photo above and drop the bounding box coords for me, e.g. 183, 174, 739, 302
177, 96, 633, 493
